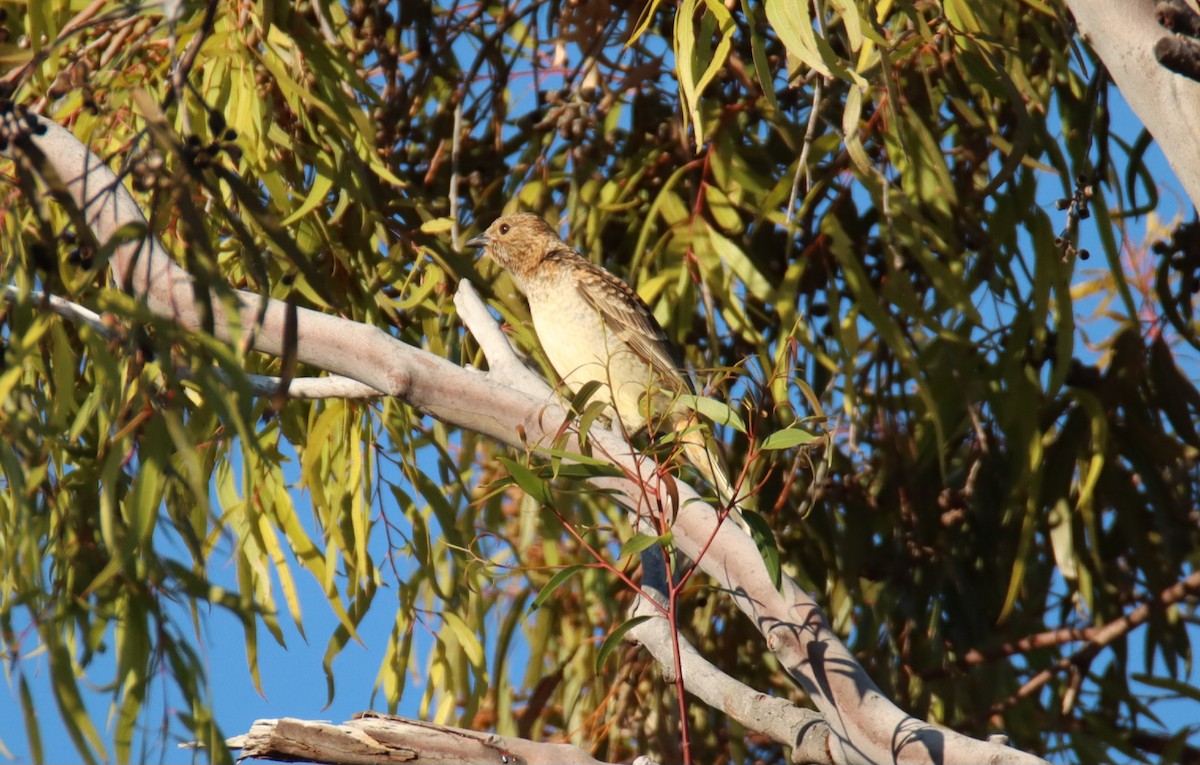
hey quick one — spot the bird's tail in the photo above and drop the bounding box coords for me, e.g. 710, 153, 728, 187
673, 414, 751, 532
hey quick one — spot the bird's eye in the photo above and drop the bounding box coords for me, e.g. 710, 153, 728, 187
499, 223, 510, 235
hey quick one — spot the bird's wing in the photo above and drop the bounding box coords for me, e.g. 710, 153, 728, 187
560, 250, 694, 395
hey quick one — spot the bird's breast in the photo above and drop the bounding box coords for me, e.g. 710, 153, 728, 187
527, 288, 662, 431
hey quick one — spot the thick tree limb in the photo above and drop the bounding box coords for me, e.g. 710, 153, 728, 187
225, 714, 612, 765
458, 281, 834, 760
1066, 0, 1200, 209
0, 113, 1048, 765
633, 548, 833, 764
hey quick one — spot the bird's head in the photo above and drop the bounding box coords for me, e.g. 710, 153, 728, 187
465, 213, 560, 278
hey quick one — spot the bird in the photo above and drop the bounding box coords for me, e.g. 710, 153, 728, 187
466, 212, 740, 515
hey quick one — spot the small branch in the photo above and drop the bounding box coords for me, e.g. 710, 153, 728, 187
166, 0, 220, 111
454, 279, 553, 396
2, 285, 382, 399
238, 371, 381, 399
786, 76, 824, 226
919, 625, 1096, 681
990, 569, 1200, 716
2, 284, 116, 339
668, 565, 693, 765
310, 0, 340, 45
450, 98, 464, 250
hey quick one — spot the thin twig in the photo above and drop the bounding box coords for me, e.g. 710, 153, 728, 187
786, 76, 824, 226
165, 0, 220, 114
988, 569, 1200, 719
310, 0, 339, 45
2, 284, 115, 338
450, 98, 463, 250
668, 570, 692, 765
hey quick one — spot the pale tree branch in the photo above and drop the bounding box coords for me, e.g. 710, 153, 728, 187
632, 547, 833, 764
233, 371, 381, 399
2, 283, 118, 338
454, 279, 553, 396
1066, 0, 1200, 209
0, 112, 1048, 765
0, 285, 382, 399
224, 714, 615, 765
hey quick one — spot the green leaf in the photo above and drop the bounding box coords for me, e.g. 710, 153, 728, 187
568, 379, 605, 415
49, 322, 77, 430
576, 400, 613, 447
375, 602, 414, 710
539, 447, 627, 473
619, 532, 666, 560
830, 0, 864, 52
706, 224, 775, 304
532, 564, 587, 609
627, 0, 669, 44
497, 457, 555, 506
17, 675, 42, 765
442, 612, 486, 668
675, 0, 702, 144
127, 416, 168, 544
740, 509, 781, 589
281, 171, 334, 225
1066, 388, 1108, 516
678, 394, 747, 433
47, 632, 103, 764
596, 616, 652, 672
322, 624, 352, 706
843, 85, 873, 175
740, 0, 778, 110
1131, 673, 1200, 703
704, 184, 744, 233
760, 428, 818, 450
113, 597, 150, 764
1047, 498, 1077, 582
419, 217, 455, 234
549, 462, 627, 480
1149, 336, 1200, 447
765, 0, 830, 78
674, 0, 735, 146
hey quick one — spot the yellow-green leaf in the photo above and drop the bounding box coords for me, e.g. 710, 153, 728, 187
596, 616, 652, 672
678, 394, 747, 433
765, 0, 831, 78
442, 612, 485, 668
760, 428, 818, 450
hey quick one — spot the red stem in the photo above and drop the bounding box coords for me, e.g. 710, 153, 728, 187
665, 548, 693, 765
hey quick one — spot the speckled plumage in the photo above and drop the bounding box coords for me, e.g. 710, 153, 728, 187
467, 212, 737, 507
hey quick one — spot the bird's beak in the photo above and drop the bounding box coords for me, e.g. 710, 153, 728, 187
464, 233, 489, 249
